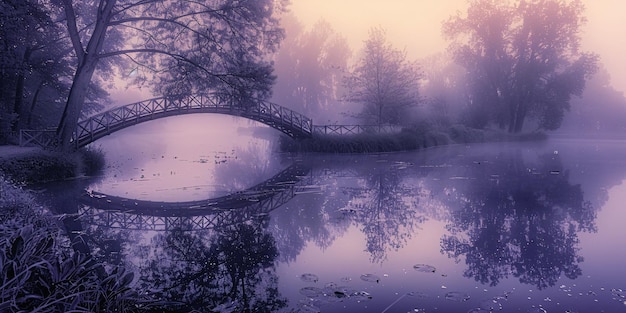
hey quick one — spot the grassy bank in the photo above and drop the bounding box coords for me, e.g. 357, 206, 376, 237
282, 124, 547, 153
0, 147, 105, 185
0, 178, 151, 312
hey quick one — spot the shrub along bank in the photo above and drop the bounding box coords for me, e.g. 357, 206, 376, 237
0, 147, 105, 185
282, 124, 547, 153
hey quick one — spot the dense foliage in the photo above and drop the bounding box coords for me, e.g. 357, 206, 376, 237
0, 179, 146, 313
443, 0, 598, 132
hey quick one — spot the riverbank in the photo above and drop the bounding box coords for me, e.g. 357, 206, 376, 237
0, 175, 154, 312
281, 124, 547, 153
0, 146, 105, 185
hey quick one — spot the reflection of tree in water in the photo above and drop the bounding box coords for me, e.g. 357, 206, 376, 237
212, 141, 286, 195
270, 181, 352, 263
269, 156, 425, 264
138, 219, 286, 312
440, 152, 596, 289
343, 161, 425, 263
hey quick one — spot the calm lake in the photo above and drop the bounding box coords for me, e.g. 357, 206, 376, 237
38, 116, 626, 312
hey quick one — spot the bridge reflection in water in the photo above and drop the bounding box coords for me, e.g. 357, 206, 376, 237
79, 162, 312, 231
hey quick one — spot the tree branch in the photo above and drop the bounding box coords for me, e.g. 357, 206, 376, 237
60, 0, 85, 64
97, 48, 233, 86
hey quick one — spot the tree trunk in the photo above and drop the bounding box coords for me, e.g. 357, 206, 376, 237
12, 48, 32, 132
12, 73, 25, 132
57, 0, 117, 151
26, 80, 44, 128
514, 105, 527, 133
57, 58, 99, 151
507, 100, 518, 133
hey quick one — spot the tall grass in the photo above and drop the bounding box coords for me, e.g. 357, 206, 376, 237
0, 178, 149, 313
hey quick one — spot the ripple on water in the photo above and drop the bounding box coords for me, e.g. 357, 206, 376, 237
299, 287, 323, 298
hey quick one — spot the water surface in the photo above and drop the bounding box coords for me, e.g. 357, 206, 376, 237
47, 124, 626, 312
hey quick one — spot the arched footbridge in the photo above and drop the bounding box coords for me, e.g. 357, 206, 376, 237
19, 93, 401, 148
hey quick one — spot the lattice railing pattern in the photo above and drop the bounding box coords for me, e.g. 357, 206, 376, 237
312, 124, 401, 136
78, 163, 312, 231
19, 129, 57, 147
73, 94, 314, 147
79, 187, 297, 231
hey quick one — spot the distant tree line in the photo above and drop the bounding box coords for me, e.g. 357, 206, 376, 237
2, 0, 619, 147
274, 0, 606, 135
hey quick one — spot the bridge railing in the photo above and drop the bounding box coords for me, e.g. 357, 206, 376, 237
73, 94, 314, 147
19, 129, 57, 147
312, 124, 401, 136
256, 101, 313, 134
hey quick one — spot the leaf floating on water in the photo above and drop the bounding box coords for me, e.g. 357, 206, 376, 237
445, 291, 470, 302
527, 308, 547, 313
333, 291, 348, 298
612, 288, 626, 300
299, 287, 323, 297
300, 273, 319, 283
413, 264, 436, 273
352, 291, 373, 300
360, 274, 380, 283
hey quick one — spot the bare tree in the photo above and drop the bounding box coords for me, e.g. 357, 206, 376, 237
343, 27, 421, 126
54, 0, 286, 151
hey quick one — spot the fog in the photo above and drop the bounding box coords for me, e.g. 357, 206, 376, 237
101, 1, 626, 140
5, 2, 626, 311
290, 0, 626, 94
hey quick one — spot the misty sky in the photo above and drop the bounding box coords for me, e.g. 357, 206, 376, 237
290, 0, 626, 95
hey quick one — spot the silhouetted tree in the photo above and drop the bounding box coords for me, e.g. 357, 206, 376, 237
443, 0, 598, 132
0, 0, 111, 139
0, 0, 107, 143
272, 15, 351, 121
343, 27, 421, 126
53, 0, 286, 151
